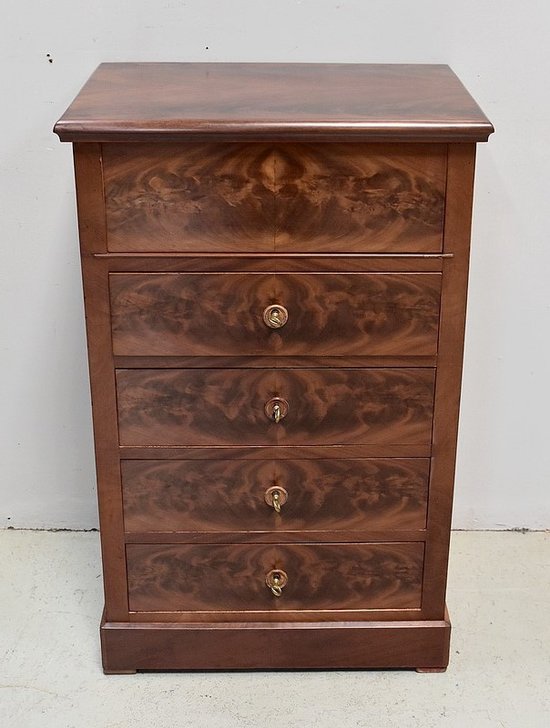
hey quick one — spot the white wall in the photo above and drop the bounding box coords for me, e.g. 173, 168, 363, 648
1, 1, 548, 529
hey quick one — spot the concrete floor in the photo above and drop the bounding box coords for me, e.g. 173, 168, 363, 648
0, 531, 548, 728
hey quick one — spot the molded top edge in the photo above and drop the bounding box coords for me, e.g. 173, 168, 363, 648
54, 63, 494, 143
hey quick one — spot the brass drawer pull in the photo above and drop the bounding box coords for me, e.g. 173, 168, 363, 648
265, 569, 288, 597
263, 304, 288, 329
264, 485, 288, 513
264, 397, 289, 424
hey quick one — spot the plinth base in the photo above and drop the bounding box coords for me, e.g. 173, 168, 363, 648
100, 609, 451, 673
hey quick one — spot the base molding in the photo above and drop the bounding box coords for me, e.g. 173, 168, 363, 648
100, 610, 451, 673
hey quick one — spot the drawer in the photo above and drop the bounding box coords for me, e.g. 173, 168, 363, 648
110, 272, 441, 357
126, 542, 424, 612
116, 368, 435, 447
103, 143, 446, 253
122, 458, 430, 534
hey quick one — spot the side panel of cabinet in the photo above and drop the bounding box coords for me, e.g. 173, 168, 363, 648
421, 144, 476, 618
74, 143, 129, 620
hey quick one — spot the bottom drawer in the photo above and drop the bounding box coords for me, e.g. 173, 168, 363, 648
126, 542, 424, 613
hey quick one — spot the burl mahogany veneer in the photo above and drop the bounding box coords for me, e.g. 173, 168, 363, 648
54, 63, 493, 673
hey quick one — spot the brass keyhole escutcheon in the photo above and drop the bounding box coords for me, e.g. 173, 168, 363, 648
263, 304, 288, 329
265, 569, 288, 597
265, 485, 288, 513
264, 397, 289, 424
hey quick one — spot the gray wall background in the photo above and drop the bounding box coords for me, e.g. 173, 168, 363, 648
1, 1, 548, 529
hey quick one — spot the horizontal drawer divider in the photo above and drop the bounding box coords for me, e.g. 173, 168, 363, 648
99, 257, 446, 273
94, 252, 454, 259
126, 609, 425, 624
118, 445, 433, 459
124, 530, 428, 544
114, 356, 438, 369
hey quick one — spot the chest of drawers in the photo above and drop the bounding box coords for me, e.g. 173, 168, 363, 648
55, 63, 493, 672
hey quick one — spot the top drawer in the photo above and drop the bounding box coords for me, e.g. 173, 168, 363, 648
102, 143, 447, 253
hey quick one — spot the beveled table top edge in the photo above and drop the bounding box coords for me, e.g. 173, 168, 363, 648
54, 62, 494, 143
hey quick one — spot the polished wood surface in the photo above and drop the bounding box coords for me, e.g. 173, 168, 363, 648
119, 444, 432, 460
114, 355, 437, 370
73, 145, 128, 619
121, 458, 429, 534
98, 254, 447, 273
58, 63, 492, 671
116, 368, 435, 447
54, 63, 494, 142
421, 144, 477, 619
103, 143, 274, 252
274, 144, 446, 252
110, 272, 442, 357
126, 542, 424, 613
101, 613, 451, 672
103, 143, 446, 253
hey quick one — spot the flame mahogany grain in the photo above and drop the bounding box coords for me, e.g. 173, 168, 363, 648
274, 144, 446, 252
102, 143, 446, 253
115, 368, 435, 448
103, 143, 275, 252
109, 272, 442, 357
121, 458, 429, 534
56, 63, 493, 671
126, 542, 424, 613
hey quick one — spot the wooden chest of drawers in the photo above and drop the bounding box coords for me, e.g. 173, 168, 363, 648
55, 63, 493, 672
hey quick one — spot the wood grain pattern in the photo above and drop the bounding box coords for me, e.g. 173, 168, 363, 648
121, 458, 429, 534
74, 145, 129, 621
110, 272, 442, 357
100, 614, 451, 672
58, 63, 493, 672
100, 612, 450, 672
99, 254, 447, 273
119, 444, 433, 460
421, 144, 477, 619
103, 143, 275, 252
124, 531, 426, 546
54, 63, 494, 143
126, 542, 424, 612
103, 143, 446, 253
114, 355, 438, 370
274, 144, 446, 252
115, 368, 435, 447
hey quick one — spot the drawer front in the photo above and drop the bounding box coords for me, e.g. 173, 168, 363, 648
122, 458, 430, 533
126, 542, 424, 612
110, 272, 441, 357
103, 143, 446, 253
103, 143, 275, 252
274, 143, 446, 252
116, 368, 435, 447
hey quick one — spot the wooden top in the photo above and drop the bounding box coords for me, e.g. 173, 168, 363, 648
54, 63, 493, 143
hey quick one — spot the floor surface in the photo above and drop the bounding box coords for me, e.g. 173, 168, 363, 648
0, 530, 548, 727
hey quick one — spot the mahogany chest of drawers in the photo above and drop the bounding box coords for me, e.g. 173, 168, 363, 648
54, 63, 493, 672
